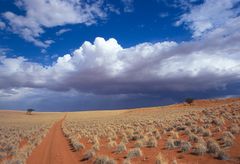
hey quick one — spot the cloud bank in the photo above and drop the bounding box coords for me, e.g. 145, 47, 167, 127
0, 0, 240, 110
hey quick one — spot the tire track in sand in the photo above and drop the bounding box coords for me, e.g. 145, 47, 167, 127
27, 115, 79, 164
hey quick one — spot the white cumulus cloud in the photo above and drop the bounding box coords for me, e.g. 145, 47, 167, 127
2, 0, 107, 48
176, 0, 240, 38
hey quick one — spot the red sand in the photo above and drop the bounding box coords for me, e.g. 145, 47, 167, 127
25, 98, 240, 164
27, 118, 79, 164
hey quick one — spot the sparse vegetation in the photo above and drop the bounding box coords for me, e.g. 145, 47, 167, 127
0, 111, 63, 163
126, 148, 143, 159
207, 138, 220, 155
166, 138, 175, 149
2, 98, 240, 163
115, 142, 127, 153
82, 149, 96, 161
94, 156, 116, 164
180, 141, 191, 152
192, 143, 207, 155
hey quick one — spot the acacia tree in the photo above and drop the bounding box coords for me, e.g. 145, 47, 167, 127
26, 109, 35, 115
185, 98, 194, 105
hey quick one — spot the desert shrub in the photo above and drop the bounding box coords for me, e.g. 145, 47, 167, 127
173, 139, 182, 147
176, 125, 186, 131
154, 130, 161, 139
92, 143, 100, 151
217, 149, 228, 160
82, 149, 96, 161
197, 137, 206, 145
188, 133, 200, 143
134, 139, 144, 148
94, 156, 116, 164
165, 138, 175, 149
185, 121, 192, 126
197, 127, 205, 134
230, 124, 240, 134
184, 128, 191, 135
72, 141, 85, 151
214, 127, 221, 132
212, 118, 224, 126
222, 136, 233, 147
202, 129, 212, 137
115, 142, 127, 153
131, 134, 140, 141
221, 131, 234, 147
126, 148, 143, 159
155, 152, 168, 164
222, 131, 235, 139
0, 152, 7, 159
192, 143, 207, 155
206, 138, 220, 155
93, 136, 100, 145
3, 159, 25, 164
191, 126, 198, 133
180, 141, 191, 152
108, 140, 117, 148
146, 137, 157, 148
121, 135, 129, 143
172, 132, 179, 139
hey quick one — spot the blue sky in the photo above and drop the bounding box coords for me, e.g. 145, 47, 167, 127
0, 0, 192, 63
0, 0, 240, 111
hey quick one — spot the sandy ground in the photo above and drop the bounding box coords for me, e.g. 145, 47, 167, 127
27, 117, 79, 164
8, 97, 239, 164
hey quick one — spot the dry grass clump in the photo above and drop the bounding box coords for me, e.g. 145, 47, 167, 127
212, 117, 225, 126
155, 152, 168, 164
184, 128, 191, 135
206, 138, 220, 155
188, 133, 200, 143
126, 148, 143, 159
69, 137, 85, 151
217, 149, 228, 160
0, 111, 63, 164
221, 131, 234, 147
146, 136, 158, 148
114, 142, 127, 153
221, 136, 234, 147
62, 99, 240, 163
180, 141, 191, 152
94, 156, 116, 164
153, 130, 161, 139
92, 143, 100, 151
134, 139, 144, 148
230, 124, 240, 134
171, 131, 179, 139
121, 134, 129, 144
82, 149, 96, 161
107, 140, 117, 149
165, 138, 175, 149
192, 143, 207, 155
202, 129, 212, 137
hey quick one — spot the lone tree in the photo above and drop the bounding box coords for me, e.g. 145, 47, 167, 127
185, 98, 194, 105
26, 109, 35, 115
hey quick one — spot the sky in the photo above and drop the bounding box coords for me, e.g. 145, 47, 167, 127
0, 0, 240, 111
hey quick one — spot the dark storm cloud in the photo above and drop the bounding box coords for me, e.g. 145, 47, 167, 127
0, 0, 240, 110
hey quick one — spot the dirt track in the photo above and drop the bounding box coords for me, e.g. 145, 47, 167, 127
27, 117, 79, 164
